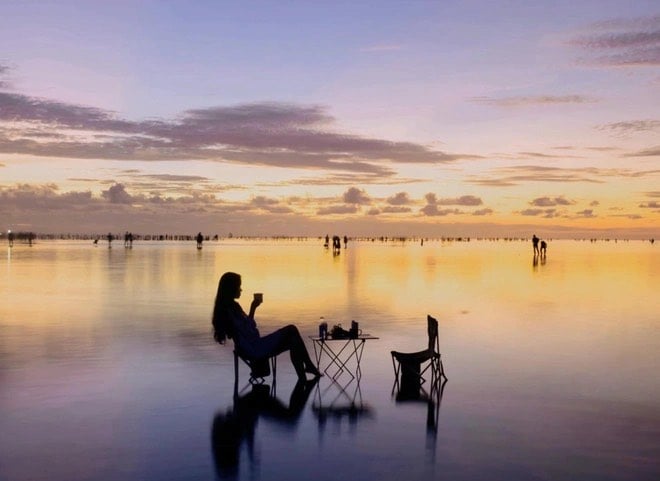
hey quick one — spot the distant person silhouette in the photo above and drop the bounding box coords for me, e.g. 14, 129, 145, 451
532, 234, 540, 255
7, 230, 14, 247
540, 240, 547, 257
324, 234, 329, 248
332, 235, 341, 253
211, 379, 316, 479
196, 232, 203, 249
212, 272, 322, 381
107, 232, 113, 248
343, 235, 348, 249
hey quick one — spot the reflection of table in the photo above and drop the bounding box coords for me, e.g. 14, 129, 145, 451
312, 379, 374, 429
309, 335, 379, 381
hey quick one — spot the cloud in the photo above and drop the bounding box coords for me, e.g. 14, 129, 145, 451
249, 196, 293, 214
104, 172, 242, 198
343, 187, 371, 205
467, 178, 518, 187
67, 177, 101, 183
589, 16, 660, 30
573, 31, 660, 50
590, 200, 600, 206
424, 193, 484, 207
0, 182, 223, 213
102, 183, 133, 204
262, 205, 293, 214
623, 146, 660, 157
0, 90, 473, 174
250, 196, 278, 207
420, 192, 462, 216
381, 206, 412, 214
520, 208, 559, 218
488, 150, 582, 161
259, 172, 425, 187
471, 95, 597, 107
520, 208, 545, 216
570, 14, 660, 66
586, 146, 620, 152
530, 196, 574, 207
597, 119, 660, 135
0, 92, 137, 132
468, 165, 659, 186
0, 182, 317, 234
437, 195, 483, 206
639, 201, 660, 209
472, 208, 493, 216
424, 193, 437, 204
575, 209, 597, 218
316, 204, 359, 215
644, 191, 660, 198
0, 64, 11, 89
130, 174, 212, 183
0, 183, 93, 210
518, 151, 567, 159
421, 205, 461, 216
386, 192, 411, 205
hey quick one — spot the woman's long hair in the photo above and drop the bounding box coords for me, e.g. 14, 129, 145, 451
212, 272, 243, 343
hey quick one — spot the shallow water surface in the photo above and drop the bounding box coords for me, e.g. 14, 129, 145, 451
1, 239, 658, 480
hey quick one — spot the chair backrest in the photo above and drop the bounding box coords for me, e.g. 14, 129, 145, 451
427, 315, 439, 353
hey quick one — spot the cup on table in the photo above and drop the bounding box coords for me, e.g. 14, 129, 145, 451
319, 321, 328, 340
253, 293, 263, 303
350, 320, 361, 338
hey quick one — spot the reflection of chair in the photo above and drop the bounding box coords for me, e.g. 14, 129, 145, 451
391, 315, 447, 392
394, 376, 446, 426
392, 374, 447, 458
233, 346, 277, 395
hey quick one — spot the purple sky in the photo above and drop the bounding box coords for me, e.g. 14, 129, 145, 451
1, 1, 658, 237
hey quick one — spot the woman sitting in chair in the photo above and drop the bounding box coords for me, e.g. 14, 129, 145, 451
212, 271, 322, 381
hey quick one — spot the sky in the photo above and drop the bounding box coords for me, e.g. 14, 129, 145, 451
0, 0, 658, 238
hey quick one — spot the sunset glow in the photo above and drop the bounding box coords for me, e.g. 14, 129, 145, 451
1, 1, 658, 238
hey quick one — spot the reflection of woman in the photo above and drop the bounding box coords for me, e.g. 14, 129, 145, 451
212, 272, 321, 380
211, 379, 317, 479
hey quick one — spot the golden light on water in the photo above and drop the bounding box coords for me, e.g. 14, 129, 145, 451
4, 240, 657, 329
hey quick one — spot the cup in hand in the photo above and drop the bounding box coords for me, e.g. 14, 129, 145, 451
253, 293, 263, 303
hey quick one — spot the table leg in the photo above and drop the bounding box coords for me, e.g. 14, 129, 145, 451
323, 340, 354, 380
314, 339, 368, 381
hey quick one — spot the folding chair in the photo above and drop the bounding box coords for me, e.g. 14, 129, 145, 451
233, 346, 277, 396
391, 315, 447, 393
